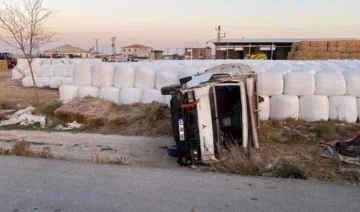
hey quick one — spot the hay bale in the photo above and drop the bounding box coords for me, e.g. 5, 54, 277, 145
356, 41, 360, 52
297, 41, 310, 51
330, 52, 341, 59
287, 52, 294, 60
293, 51, 307, 59
346, 41, 357, 53
338, 41, 347, 52
340, 53, 349, 59
291, 43, 299, 52
307, 52, 320, 60
310, 41, 327, 51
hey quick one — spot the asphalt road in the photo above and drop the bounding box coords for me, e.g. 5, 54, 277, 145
0, 156, 359, 212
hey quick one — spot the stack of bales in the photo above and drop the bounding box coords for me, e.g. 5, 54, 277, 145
12, 58, 360, 123
288, 40, 360, 60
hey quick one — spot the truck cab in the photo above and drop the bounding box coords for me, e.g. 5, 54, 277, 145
161, 63, 260, 166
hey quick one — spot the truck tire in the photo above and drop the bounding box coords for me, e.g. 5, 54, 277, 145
161, 84, 180, 95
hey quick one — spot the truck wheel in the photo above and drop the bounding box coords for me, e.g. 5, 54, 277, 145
161, 84, 180, 95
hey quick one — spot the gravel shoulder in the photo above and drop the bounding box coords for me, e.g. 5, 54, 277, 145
0, 130, 178, 168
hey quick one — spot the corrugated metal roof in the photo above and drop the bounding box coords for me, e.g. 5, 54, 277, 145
44, 45, 89, 54
208, 38, 358, 44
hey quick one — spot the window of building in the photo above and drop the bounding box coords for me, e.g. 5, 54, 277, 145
129, 49, 131, 52
134, 49, 137, 52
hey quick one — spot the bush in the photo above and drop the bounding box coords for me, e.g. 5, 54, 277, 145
274, 163, 308, 179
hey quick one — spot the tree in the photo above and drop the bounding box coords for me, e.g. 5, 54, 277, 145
0, 0, 55, 89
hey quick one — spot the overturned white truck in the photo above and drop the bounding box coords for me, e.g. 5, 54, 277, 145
161, 64, 261, 166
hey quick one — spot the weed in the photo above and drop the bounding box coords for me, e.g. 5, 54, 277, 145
274, 163, 308, 179
116, 104, 131, 112
146, 103, 167, 121
0, 147, 10, 155
0, 100, 17, 110
35, 146, 54, 158
7, 139, 53, 158
211, 146, 262, 176
109, 157, 127, 165
92, 154, 109, 164
35, 101, 63, 118
92, 154, 127, 165
11, 139, 31, 156
311, 121, 337, 140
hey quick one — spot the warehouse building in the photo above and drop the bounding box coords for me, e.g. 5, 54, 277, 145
208, 38, 359, 60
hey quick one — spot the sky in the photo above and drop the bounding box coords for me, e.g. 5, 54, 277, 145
6, 0, 360, 54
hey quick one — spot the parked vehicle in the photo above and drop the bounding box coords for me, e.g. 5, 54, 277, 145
161, 64, 261, 166
0, 52, 17, 68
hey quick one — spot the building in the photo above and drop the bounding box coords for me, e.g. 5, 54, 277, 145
44, 44, 90, 58
183, 47, 212, 59
208, 38, 358, 60
121, 44, 153, 61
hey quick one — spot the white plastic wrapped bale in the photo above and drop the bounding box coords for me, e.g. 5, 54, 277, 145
34, 77, 49, 88
134, 65, 157, 89
259, 95, 270, 121
120, 88, 143, 104
266, 64, 292, 74
98, 87, 120, 104
73, 63, 93, 86
179, 66, 205, 78
59, 84, 80, 103
78, 86, 99, 98
270, 95, 299, 120
329, 96, 357, 123
142, 89, 165, 104
39, 65, 53, 77
257, 72, 284, 96
22, 76, 48, 88
343, 70, 360, 97
67, 64, 74, 77
92, 63, 115, 87
11, 68, 24, 80
21, 76, 34, 87
23, 66, 41, 77
113, 63, 136, 88
283, 72, 315, 96
299, 95, 329, 122
48, 77, 64, 89
155, 67, 180, 89
52, 64, 69, 77
14, 59, 29, 72
315, 72, 346, 96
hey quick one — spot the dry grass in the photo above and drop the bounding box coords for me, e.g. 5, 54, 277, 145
145, 102, 168, 121
92, 154, 127, 165
210, 146, 261, 176
211, 119, 360, 183
0, 100, 17, 110
1, 139, 54, 158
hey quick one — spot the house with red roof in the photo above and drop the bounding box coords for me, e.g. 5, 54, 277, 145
121, 44, 156, 61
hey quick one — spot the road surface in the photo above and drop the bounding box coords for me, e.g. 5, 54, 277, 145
0, 156, 359, 212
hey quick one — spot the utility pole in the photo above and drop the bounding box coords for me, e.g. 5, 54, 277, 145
111, 37, 116, 55
94, 38, 100, 56
215, 25, 225, 59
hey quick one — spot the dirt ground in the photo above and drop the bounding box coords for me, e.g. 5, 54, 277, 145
1, 70, 359, 185
0, 70, 59, 108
